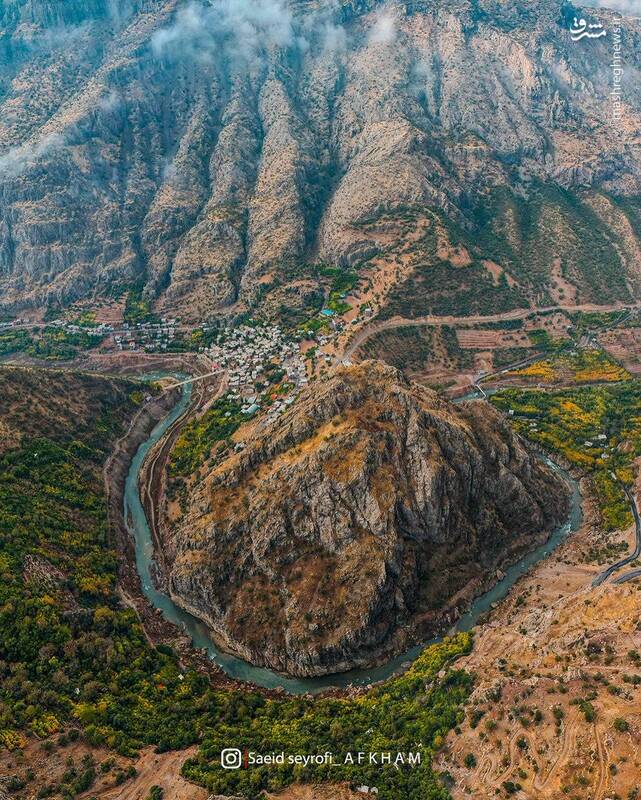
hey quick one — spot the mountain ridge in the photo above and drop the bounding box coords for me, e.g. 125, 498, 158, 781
0, 0, 639, 321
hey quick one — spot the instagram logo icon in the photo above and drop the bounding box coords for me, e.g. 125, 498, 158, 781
221, 748, 243, 769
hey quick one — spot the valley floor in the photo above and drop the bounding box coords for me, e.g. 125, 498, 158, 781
4, 341, 641, 800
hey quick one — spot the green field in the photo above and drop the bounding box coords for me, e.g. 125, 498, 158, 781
491, 382, 641, 531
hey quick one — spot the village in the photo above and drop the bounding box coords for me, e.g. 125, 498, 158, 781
202, 323, 309, 423
2, 297, 355, 426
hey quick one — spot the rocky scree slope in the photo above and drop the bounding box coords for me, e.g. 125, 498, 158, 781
166, 361, 569, 676
0, 0, 640, 320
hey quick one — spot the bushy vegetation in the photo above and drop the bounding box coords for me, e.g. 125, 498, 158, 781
169, 397, 244, 479
27, 327, 104, 360
381, 243, 526, 320
183, 633, 474, 800
492, 382, 641, 530
0, 329, 31, 356
507, 348, 630, 386
493, 347, 533, 369
374, 184, 634, 321
291, 264, 359, 331
369, 186, 636, 321
359, 324, 473, 375
0, 327, 103, 360
360, 325, 435, 372
0, 371, 216, 762
569, 310, 632, 337
471, 184, 632, 304
526, 328, 565, 353
124, 286, 158, 325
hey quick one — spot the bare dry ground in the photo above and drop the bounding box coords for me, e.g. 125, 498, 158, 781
0, 741, 206, 800
268, 785, 362, 800
439, 482, 641, 800
600, 327, 641, 375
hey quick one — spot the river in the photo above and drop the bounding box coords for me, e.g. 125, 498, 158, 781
124, 384, 583, 694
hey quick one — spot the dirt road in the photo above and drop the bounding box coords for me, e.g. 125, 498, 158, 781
340, 301, 641, 362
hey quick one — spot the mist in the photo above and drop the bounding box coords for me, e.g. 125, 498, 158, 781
151, 0, 295, 65
368, 11, 397, 45
0, 134, 65, 178
583, 0, 641, 15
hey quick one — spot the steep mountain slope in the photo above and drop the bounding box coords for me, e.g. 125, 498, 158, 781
166, 361, 569, 675
0, 0, 640, 320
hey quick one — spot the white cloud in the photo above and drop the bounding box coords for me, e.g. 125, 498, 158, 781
0, 134, 65, 178
584, 0, 641, 14
98, 90, 123, 113
368, 12, 397, 45
32, 22, 91, 53
320, 20, 348, 53
107, 0, 135, 25
151, 0, 295, 65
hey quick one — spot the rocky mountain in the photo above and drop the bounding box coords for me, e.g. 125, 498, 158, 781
0, 0, 640, 321
166, 361, 568, 675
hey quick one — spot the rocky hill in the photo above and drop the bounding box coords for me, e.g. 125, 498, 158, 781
0, 0, 640, 320
166, 361, 569, 675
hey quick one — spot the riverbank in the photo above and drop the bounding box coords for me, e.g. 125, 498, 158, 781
104, 387, 181, 634
121, 381, 583, 693
114, 383, 318, 696
104, 385, 250, 691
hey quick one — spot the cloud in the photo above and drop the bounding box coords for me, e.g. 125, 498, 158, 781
98, 90, 123, 113
0, 134, 65, 178
584, 0, 641, 14
368, 11, 397, 45
322, 21, 348, 52
151, 0, 295, 65
107, 0, 135, 25
31, 22, 91, 54
298, 0, 349, 55
410, 58, 435, 99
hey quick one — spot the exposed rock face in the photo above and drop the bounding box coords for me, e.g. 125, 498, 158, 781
0, 1, 640, 319
168, 362, 569, 676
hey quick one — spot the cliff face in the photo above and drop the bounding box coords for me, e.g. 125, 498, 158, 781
167, 362, 569, 676
0, 0, 640, 319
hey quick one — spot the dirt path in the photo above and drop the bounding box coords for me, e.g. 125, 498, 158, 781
593, 723, 608, 800
533, 713, 579, 791
340, 301, 641, 362
81, 747, 208, 800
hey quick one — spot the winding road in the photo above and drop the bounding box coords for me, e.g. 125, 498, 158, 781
592, 482, 641, 587
341, 301, 641, 362
592, 487, 641, 586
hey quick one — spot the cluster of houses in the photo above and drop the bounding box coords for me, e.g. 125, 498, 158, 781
205, 324, 308, 420
4, 315, 181, 354
113, 319, 178, 351
0, 319, 21, 330
48, 318, 113, 338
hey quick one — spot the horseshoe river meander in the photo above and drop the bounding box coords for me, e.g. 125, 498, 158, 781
124, 382, 583, 694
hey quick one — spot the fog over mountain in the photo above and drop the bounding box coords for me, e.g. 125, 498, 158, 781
0, 0, 639, 321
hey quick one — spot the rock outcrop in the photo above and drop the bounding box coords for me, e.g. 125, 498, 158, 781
0, 0, 640, 319
167, 361, 569, 675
